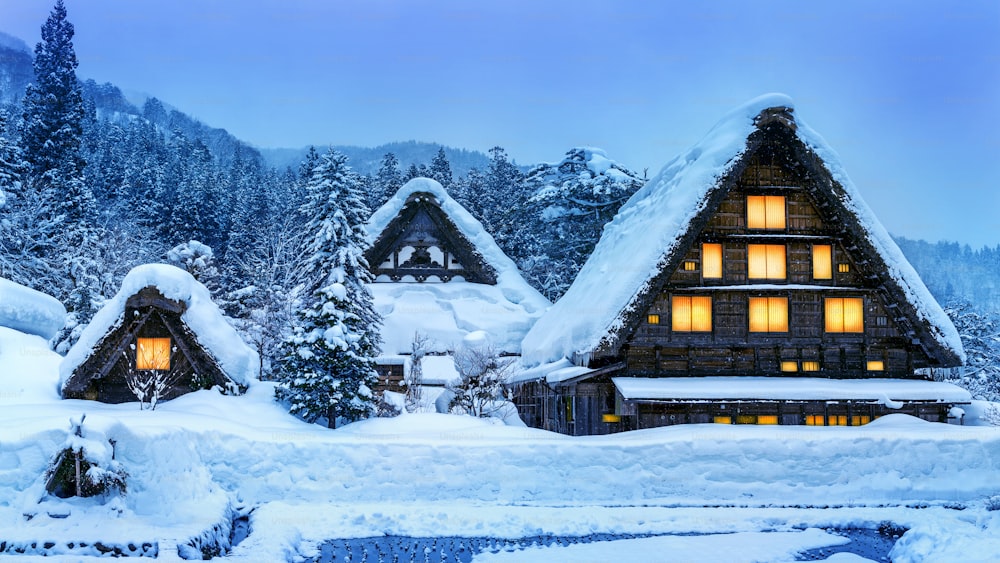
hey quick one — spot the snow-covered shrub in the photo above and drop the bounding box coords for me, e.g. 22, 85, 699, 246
930, 301, 1000, 402
448, 331, 513, 418
44, 415, 127, 500
986, 496, 1000, 512
404, 331, 431, 413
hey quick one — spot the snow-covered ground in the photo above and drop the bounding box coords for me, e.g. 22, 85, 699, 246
1, 326, 999, 561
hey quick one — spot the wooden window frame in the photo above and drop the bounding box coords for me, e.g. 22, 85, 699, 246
671, 295, 713, 332
747, 195, 786, 230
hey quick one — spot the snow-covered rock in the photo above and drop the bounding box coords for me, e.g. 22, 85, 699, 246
0, 277, 66, 340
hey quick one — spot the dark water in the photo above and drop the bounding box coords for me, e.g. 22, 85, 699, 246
308, 528, 898, 563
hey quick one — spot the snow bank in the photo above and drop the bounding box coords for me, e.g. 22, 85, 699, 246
521, 93, 963, 366
58, 264, 259, 388
0, 277, 66, 340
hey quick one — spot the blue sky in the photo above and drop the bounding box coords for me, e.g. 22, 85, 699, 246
2, 0, 998, 246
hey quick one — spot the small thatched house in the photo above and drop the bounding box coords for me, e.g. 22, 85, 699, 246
515, 94, 968, 435
60, 264, 258, 403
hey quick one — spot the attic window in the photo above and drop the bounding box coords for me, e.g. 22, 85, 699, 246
647, 314, 661, 325
749, 297, 788, 332
672, 296, 712, 332
748, 244, 786, 280
812, 245, 832, 280
702, 243, 723, 279
136, 337, 171, 371
838, 263, 851, 273
747, 195, 786, 230
825, 297, 864, 333
683, 261, 697, 271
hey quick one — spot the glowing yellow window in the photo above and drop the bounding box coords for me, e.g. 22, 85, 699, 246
757, 415, 779, 425
825, 297, 864, 333
747, 195, 786, 229
747, 244, 786, 279
829, 415, 848, 426
805, 415, 826, 426
683, 261, 697, 271
647, 314, 660, 325
702, 243, 723, 279
838, 263, 851, 273
602, 414, 621, 423
714, 416, 732, 424
813, 245, 832, 280
672, 296, 712, 332
867, 360, 885, 371
781, 361, 798, 372
851, 415, 872, 426
136, 337, 171, 370
749, 297, 788, 332
802, 361, 820, 372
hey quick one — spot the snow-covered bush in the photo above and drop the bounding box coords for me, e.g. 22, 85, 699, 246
930, 300, 1000, 402
44, 415, 127, 500
404, 332, 431, 413
448, 331, 513, 418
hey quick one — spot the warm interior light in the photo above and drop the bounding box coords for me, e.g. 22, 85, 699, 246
813, 245, 832, 279
757, 415, 779, 425
647, 314, 660, 325
748, 244, 786, 279
747, 195, 786, 229
838, 263, 851, 273
672, 296, 712, 332
805, 415, 825, 426
802, 361, 820, 372
851, 415, 872, 426
749, 297, 788, 332
683, 261, 697, 271
136, 337, 171, 370
714, 416, 732, 424
867, 360, 885, 371
780, 361, 798, 372
602, 414, 621, 423
736, 415, 757, 424
825, 297, 864, 333
829, 415, 848, 426
702, 243, 723, 279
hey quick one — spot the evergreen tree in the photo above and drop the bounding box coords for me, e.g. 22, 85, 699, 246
0, 110, 24, 211
371, 151, 402, 208
274, 149, 381, 427
17, 0, 102, 349
429, 147, 453, 189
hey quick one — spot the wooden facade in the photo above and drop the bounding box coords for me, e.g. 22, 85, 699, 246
62, 287, 245, 403
512, 105, 965, 435
365, 192, 497, 284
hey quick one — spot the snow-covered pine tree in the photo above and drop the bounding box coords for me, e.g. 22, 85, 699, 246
274, 149, 382, 427
19, 0, 104, 350
932, 300, 1000, 403
0, 109, 24, 210
515, 147, 645, 300
429, 147, 453, 190
370, 151, 402, 210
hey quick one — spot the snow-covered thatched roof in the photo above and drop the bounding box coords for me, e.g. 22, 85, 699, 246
0, 277, 66, 340
522, 93, 964, 367
365, 178, 550, 354
60, 264, 259, 389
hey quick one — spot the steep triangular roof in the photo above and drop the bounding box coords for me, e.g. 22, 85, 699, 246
365, 178, 550, 355
60, 264, 258, 396
522, 94, 964, 368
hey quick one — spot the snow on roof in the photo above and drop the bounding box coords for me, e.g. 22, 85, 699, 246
59, 264, 259, 388
0, 277, 66, 340
522, 94, 963, 366
367, 178, 550, 355
612, 377, 972, 404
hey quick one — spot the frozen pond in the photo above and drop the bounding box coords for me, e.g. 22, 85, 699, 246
310, 527, 899, 562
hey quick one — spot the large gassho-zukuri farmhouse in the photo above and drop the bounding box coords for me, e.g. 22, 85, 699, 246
514, 94, 969, 435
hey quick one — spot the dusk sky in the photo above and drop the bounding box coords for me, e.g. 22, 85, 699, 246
1, 0, 998, 247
